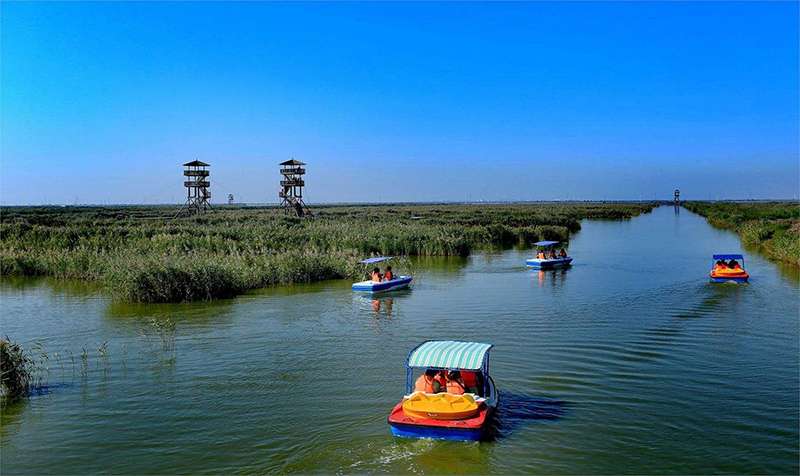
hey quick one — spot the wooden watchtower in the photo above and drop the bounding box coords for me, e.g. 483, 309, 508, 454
279, 158, 309, 217
180, 160, 213, 215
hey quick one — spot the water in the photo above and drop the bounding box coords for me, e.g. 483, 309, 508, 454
2, 206, 798, 474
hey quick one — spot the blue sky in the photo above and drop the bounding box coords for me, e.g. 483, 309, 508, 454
2, 1, 798, 204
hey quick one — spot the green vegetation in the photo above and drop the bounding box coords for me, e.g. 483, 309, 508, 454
683, 201, 800, 266
1, 203, 654, 302
1, 337, 33, 402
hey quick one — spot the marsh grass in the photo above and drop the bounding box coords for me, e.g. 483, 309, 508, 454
80, 345, 89, 378
1, 203, 655, 302
147, 317, 177, 352
1, 337, 33, 401
96, 342, 110, 372
1, 334, 180, 403
683, 202, 799, 266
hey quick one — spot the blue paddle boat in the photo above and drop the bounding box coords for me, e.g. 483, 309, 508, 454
526, 241, 573, 269
388, 340, 499, 441
352, 256, 412, 293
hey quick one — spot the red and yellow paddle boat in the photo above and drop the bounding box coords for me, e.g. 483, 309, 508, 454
387, 340, 498, 441
710, 253, 749, 283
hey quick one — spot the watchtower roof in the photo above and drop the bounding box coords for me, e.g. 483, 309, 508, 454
280, 158, 305, 166
184, 160, 210, 167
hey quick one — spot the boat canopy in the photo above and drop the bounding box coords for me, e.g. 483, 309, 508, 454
713, 254, 744, 260
406, 340, 493, 372
533, 241, 560, 247
358, 256, 393, 264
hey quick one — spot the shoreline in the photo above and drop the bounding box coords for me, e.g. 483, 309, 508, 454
682, 201, 799, 267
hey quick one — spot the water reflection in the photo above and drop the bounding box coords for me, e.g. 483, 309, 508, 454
0, 400, 26, 441
372, 297, 393, 315
106, 297, 238, 320
532, 268, 571, 288
354, 289, 411, 314
0, 275, 101, 296
408, 255, 470, 282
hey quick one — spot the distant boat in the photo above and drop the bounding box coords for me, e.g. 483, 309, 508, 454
710, 254, 749, 283
351, 256, 412, 293
526, 241, 573, 269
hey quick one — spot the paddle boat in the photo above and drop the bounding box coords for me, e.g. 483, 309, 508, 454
387, 340, 499, 441
352, 256, 412, 293
526, 241, 573, 269
710, 254, 749, 283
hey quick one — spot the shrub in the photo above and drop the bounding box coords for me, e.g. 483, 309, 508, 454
1, 337, 32, 401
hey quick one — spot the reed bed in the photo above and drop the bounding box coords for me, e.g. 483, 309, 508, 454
1, 203, 654, 302
1, 337, 33, 401
683, 201, 800, 266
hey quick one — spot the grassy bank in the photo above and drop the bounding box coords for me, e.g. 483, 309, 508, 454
682, 201, 799, 266
1, 203, 654, 302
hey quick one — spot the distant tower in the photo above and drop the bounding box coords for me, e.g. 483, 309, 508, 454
674, 189, 680, 205
228, 194, 234, 205
180, 160, 212, 215
279, 158, 309, 217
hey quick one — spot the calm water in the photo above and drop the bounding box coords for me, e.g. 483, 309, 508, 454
2, 206, 798, 474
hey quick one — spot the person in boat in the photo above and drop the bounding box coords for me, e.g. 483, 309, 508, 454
462, 371, 481, 395
729, 259, 741, 269
537, 250, 546, 260
445, 370, 481, 395
414, 369, 445, 394
371, 267, 383, 282
445, 370, 465, 395
715, 259, 729, 270
384, 266, 393, 281
549, 250, 557, 259
559, 248, 568, 258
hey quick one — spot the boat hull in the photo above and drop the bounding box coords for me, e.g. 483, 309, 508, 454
352, 276, 412, 293
710, 276, 749, 283
526, 257, 573, 269
710, 271, 749, 283
388, 403, 495, 442
388, 376, 498, 442
389, 420, 488, 441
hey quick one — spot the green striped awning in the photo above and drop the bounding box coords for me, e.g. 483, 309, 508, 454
407, 341, 493, 371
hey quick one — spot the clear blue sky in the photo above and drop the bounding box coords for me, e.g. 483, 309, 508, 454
2, 1, 798, 205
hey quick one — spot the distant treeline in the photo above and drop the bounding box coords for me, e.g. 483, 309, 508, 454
0, 203, 654, 303
682, 201, 799, 267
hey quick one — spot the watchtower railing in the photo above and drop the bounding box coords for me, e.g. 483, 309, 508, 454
280, 167, 305, 175
281, 179, 305, 187
185, 181, 210, 188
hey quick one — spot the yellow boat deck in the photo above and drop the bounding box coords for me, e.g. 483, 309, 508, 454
402, 393, 480, 420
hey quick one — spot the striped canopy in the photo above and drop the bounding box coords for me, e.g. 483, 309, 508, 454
406, 340, 493, 371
